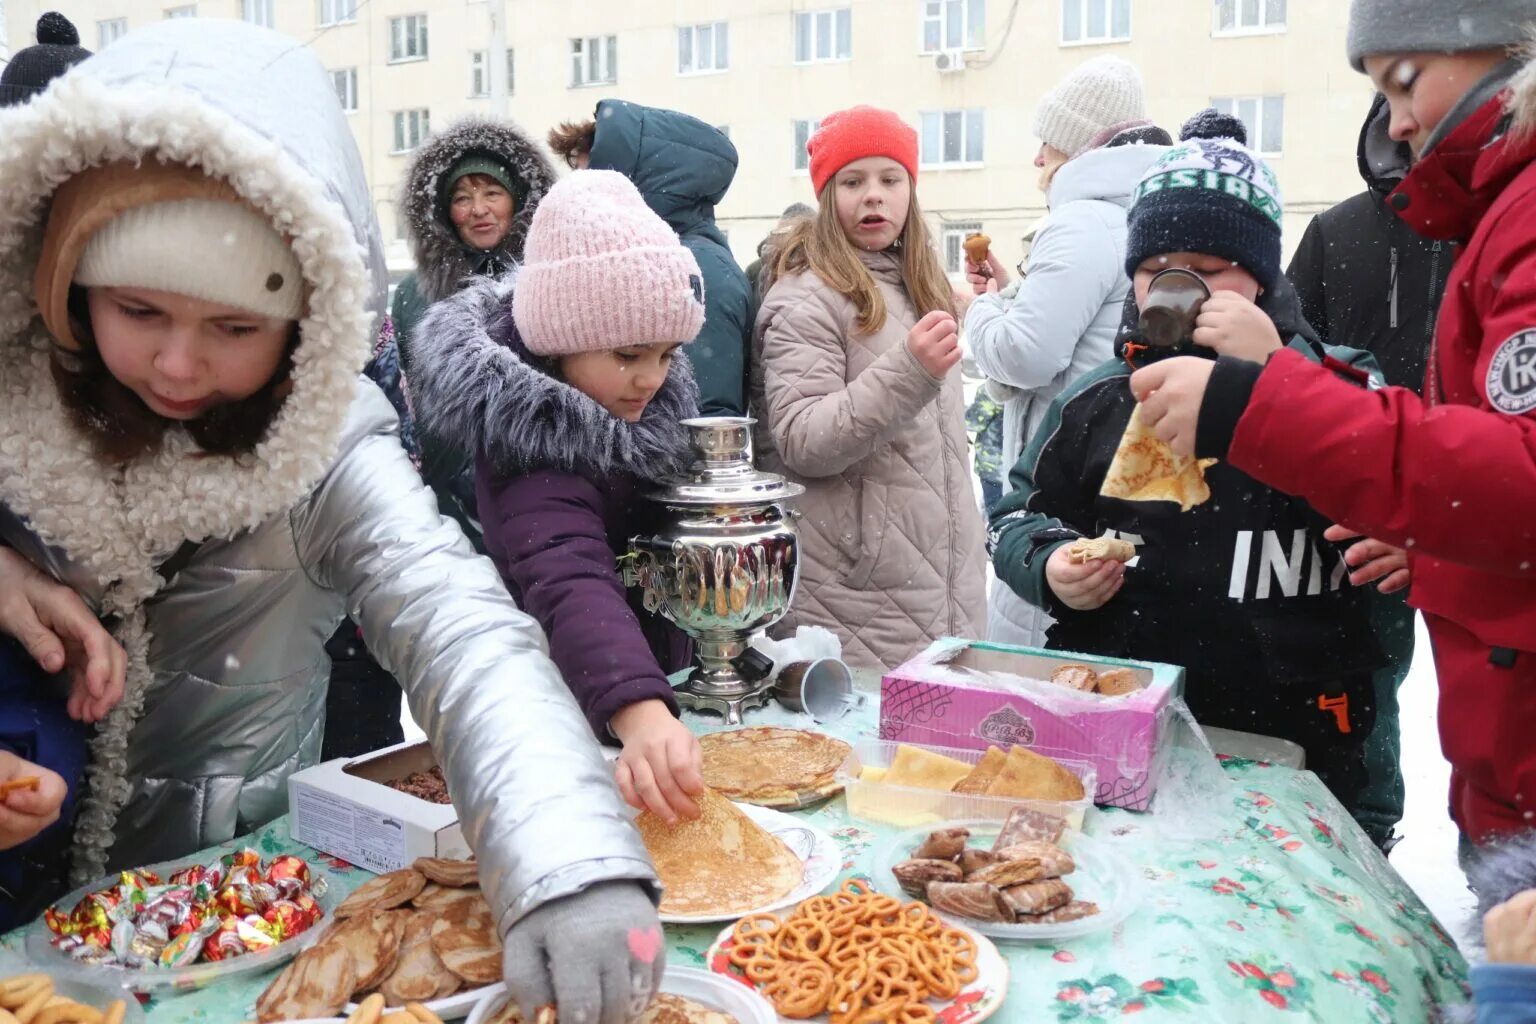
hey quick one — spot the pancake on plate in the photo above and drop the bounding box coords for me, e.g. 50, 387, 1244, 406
699, 727, 850, 807
637, 787, 802, 918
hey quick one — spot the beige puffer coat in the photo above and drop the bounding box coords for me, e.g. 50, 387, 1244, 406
753, 249, 987, 670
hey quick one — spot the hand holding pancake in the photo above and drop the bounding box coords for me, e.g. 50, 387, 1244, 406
612, 698, 705, 824
1046, 546, 1124, 611
1130, 357, 1215, 460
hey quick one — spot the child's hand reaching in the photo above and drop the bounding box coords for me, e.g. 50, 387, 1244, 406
1192, 291, 1283, 363
907, 310, 962, 380
1324, 525, 1411, 594
0, 751, 67, 850
611, 699, 705, 825
1046, 545, 1125, 611
1485, 889, 1536, 964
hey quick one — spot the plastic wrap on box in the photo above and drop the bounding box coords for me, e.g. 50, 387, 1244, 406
880, 639, 1184, 810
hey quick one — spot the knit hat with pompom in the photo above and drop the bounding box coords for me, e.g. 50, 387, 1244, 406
1123, 108, 1285, 290
0, 13, 91, 107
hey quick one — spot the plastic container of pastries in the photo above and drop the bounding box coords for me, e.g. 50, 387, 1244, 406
835, 736, 1096, 830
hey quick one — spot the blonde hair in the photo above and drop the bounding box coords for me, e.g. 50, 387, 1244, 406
771, 180, 955, 335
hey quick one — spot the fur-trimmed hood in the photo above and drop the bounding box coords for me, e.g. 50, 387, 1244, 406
411, 273, 699, 483
399, 116, 558, 304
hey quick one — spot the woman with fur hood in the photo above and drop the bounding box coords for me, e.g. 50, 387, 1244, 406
414, 170, 709, 827
0, 22, 666, 1022
392, 116, 559, 549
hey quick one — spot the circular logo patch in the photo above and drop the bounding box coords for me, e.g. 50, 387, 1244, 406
1486, 329, 1536, 415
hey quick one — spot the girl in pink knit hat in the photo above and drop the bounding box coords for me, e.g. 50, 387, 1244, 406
412, 169, 711, 825
752, 106, 988, 670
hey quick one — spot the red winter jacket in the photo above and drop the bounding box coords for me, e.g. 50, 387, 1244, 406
1197, 69, 1536, 841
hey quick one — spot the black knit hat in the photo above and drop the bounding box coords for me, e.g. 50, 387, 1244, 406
1123, 108, 1285, 291
0, 13, 92, 108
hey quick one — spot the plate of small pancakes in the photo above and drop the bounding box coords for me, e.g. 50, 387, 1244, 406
636, 788, 840, 924
465, 967, 774, 1024
698, 727, 851, 810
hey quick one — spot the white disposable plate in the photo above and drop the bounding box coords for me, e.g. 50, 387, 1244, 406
24, 856, 339, 993
872, 819, 1142, 942
660, 803, 840, 925
345, 981, 503, 1022
465, 966, 773, 1024
705, 914, 1010, 1023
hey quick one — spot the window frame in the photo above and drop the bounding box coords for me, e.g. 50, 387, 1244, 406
388, 13, 429, 64
1209, 94, 1286, 156
1212, 0, 1287, 37
1059, 0, 1132, 46
317, 0, 356, 27
469, 50, 489, 97
792, 118, 822, 173
164, 5, 197, 18
97, 18, 128, 47
918, 108, 986, 169
678, 21, 729, 76
570, 35, 618, 88
942, 221, 984, 275
793, 7, 852, 64
331, 67, 358, 113
919, 0, 985, 55
241, 0, 273, 27
391, 108, 431, 154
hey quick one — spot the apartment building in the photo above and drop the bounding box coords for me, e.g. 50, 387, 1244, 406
4, 0, 1372, 283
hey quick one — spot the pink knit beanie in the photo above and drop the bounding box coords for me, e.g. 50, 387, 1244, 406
513, 170, 705, 356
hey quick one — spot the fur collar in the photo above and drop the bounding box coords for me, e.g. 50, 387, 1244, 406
400, 117, 559, 304
412, 274, 699, 483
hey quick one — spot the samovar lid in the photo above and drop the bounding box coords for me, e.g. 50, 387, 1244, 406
646, 416, 805, 507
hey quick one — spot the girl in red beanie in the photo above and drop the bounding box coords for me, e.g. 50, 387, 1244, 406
751, 105, 988, 670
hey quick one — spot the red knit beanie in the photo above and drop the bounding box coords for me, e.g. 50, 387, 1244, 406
808, 106, 920, 196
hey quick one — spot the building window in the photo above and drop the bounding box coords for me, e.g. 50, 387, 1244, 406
1061, 0, 1131, 44
942, 222, 984, 274
392, 109, 431, 153
793, 118, 821, 171
921, 0, 984, 54
331, 68, 357, 113
507, 50, 515, 95
98, 18, 128, 47
389, 15, 428, 62
469, 50, 488, 97
678, 22, 729, 75
318, 0, 356, 26
165, 5, 196, 18
571, 35, 618, 87
794, 8, 851, 63
1211, 95, 1285, 154
242, 0, 273, 27
1214, 0, 1286, 34
920, 109, 985, 167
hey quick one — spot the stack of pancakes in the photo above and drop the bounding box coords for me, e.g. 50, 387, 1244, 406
699, 727, 850, 808
637, 787, 802, 918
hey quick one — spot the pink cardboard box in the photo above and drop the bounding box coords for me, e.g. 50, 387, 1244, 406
880, 639, 1185, 811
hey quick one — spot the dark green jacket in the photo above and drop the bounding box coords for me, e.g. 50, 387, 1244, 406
589, 100, 749, 415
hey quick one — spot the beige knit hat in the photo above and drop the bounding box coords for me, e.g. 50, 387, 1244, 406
1033, 56, 1147, 159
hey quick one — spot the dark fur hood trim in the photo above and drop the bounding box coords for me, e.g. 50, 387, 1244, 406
399, 117, 559, 304
410, 273, 699, 481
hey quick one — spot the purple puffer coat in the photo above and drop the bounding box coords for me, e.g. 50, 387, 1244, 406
411, 275, 697, 739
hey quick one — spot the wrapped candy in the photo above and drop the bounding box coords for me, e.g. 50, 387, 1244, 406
222, 848, 262, 871
211, 884, 261, 919
265, 855, 311, 899
157, 917, 219, 969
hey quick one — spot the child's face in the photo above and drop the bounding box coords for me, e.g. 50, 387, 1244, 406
1133, 252, 1261, 307
449, 174, 516, 251
86, 287, 292, 421
560, 343, 682, 423
832, 157, 911, 252
1364, 50, 1509, 158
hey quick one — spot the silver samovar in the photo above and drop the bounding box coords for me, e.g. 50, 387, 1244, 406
623, 417, 803, 723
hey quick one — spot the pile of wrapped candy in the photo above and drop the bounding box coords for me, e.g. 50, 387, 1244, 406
43, 849, 327, 969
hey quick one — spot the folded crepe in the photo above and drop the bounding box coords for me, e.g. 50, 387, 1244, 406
1100, 405, 1217, 512
699, 727, 850, 806
882, 744, 976, 792
636, 787, 802, 917
984, 745, 1086, 803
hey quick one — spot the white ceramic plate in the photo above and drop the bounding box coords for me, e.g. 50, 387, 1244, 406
660, 803, 840, 925
24, 857, 338, 994
464, 967, 773, 1024
705, 915, 1010, 1023
872, 819, 1142, 942
345, 981, 504, 1022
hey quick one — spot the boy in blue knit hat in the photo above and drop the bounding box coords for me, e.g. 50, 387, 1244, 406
989, 111, 1389, 827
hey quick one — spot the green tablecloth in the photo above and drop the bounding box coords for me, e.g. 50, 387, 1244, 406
3, 693, 1470, 1023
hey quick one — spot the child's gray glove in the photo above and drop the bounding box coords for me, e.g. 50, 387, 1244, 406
501, 879, 665, 1024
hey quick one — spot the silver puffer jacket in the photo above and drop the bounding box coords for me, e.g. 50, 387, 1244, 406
0, 19, 656, 932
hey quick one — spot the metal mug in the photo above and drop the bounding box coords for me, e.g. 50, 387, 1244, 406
772, 658, 857, 722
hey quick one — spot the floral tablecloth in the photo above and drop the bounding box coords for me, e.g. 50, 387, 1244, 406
2, 692, 1470, 1023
